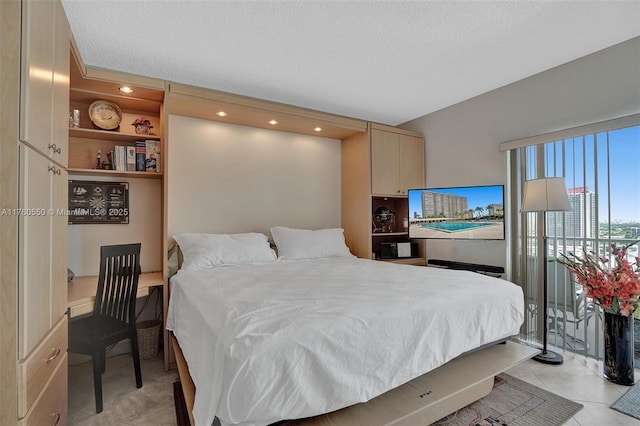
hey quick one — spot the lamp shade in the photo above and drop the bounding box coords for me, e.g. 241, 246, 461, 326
521, 177, 571, 212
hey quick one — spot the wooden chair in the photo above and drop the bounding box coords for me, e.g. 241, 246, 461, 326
68, 243, 143, 413
547, 273, 596, 353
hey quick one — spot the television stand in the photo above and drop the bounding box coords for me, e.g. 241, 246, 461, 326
427, 259, 504, 277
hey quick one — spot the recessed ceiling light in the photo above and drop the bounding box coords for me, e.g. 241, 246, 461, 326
269, 120, 278, 125
216, 111, 228, 117
314, 127, 322, 132
119, 86, 134, 93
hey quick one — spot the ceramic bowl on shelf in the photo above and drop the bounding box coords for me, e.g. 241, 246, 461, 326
88, 100, 122, 130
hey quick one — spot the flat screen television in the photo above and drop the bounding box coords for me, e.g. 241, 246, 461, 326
408, 185, 505, 240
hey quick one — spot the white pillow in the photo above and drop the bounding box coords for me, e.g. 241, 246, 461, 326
173, 233, 276, 270
270, 227, 353, 260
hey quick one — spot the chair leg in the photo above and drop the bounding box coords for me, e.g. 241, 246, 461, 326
130, 334, 143, 388
93, 350, 104, 413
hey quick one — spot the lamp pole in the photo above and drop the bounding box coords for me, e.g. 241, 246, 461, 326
521, 177, 571, 365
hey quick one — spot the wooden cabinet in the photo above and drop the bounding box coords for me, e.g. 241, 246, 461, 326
371, 125, 424, 196
18, 316, 68, 417
342, 123, 425, 262
1, 1, 70, 423
18, 145, 69, 357
19, 352, 68, 426
19, 0, 69, 167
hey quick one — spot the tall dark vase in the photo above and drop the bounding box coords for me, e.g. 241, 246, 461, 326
603, 312, 635, 385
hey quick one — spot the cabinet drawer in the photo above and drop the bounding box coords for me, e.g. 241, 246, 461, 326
18, 315, 68, 417
19, 353, 68, 426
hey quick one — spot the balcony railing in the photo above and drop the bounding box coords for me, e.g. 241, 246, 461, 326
522, 236, 638, 361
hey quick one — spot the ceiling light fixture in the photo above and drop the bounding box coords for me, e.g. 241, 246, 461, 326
269, 120, 278, 125
119, 86, 134, 93
216, 111, 228, 117
314, 127, 322, 132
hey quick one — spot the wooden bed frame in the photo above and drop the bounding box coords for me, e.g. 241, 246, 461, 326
171, 333, 538, 426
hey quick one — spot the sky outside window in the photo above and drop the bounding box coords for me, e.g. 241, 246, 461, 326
543, 125, 639, 223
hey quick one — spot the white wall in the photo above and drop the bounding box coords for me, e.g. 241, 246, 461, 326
167, 116, 342, 239
401, 37, 640, 269
68, 175, 162, 276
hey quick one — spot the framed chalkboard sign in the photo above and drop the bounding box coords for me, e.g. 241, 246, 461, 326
68, 180, 129, 224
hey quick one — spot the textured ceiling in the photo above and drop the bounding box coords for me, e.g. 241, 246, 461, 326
61, 1, 640, 126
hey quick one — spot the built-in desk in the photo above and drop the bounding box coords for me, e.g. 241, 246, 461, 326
67, 271, 163, 318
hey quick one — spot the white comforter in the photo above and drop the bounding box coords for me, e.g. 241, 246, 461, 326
166, 258, 524, 426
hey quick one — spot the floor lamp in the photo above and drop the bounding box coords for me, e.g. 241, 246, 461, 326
521, 177, 571, 365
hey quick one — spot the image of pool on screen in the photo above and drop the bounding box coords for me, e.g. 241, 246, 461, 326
408, 185, 505, 240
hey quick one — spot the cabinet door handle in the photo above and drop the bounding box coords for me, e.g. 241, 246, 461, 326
47, 166, 61, 175
51, 411, 61, 426
48, 143, 62, 154
46, 347, 61, 363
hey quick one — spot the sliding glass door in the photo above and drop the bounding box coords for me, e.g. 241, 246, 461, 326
508, 121, 639, 359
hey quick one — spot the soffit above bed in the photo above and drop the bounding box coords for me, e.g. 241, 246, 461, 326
168, 83, 367, 140
70, 41, 366, 139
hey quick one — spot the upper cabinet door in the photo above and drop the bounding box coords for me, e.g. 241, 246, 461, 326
371, 129, 425, 196
398, 134, 425, 194
51, 0, 70, 167
371, 129, 401, 196
19, 0, 54, 152
20, 0, 69, 167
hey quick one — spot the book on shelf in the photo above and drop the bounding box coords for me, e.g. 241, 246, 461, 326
112, 145, 127, 171
118, 146, 127, 172
126, 146, 136, 171
111, 147, 117, 171
145, 139, 160, 173
135, 141, 146, 172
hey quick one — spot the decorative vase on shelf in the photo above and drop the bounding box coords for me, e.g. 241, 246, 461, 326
131, 117, 153, 135
603, 311, 635, 386
133, 124, 151, 135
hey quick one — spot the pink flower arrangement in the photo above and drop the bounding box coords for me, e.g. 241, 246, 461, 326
131, 117, 153, 128
557, 241, 640, 317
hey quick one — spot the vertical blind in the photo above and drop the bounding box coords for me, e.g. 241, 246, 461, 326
503, 114, 640, 359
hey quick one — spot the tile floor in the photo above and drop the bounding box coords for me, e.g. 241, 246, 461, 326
68, 348, 640, 425
68, 351, 179, 426
506, 350, 640, 426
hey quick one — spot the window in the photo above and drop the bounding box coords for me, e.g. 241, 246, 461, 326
504, 115, 640, 359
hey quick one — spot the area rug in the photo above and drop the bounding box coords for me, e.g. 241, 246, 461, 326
431, 374, 583, 426
610, 381, 640, 420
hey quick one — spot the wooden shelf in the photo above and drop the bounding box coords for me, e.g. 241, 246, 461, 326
372, 232, 409, 237
70, 88, 162, 113
68, 168, 163, 179
69, 127, 161, 142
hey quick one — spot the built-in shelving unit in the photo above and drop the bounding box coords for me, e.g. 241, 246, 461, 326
68, 44, 169, 368
68, 85, 164, 176
342, 124, 426, 264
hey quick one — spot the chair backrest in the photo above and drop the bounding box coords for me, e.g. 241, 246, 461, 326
548, 261, 591, 323
94, 243, 141, 325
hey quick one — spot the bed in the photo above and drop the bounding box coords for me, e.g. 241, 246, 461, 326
166, 228, 527, 426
